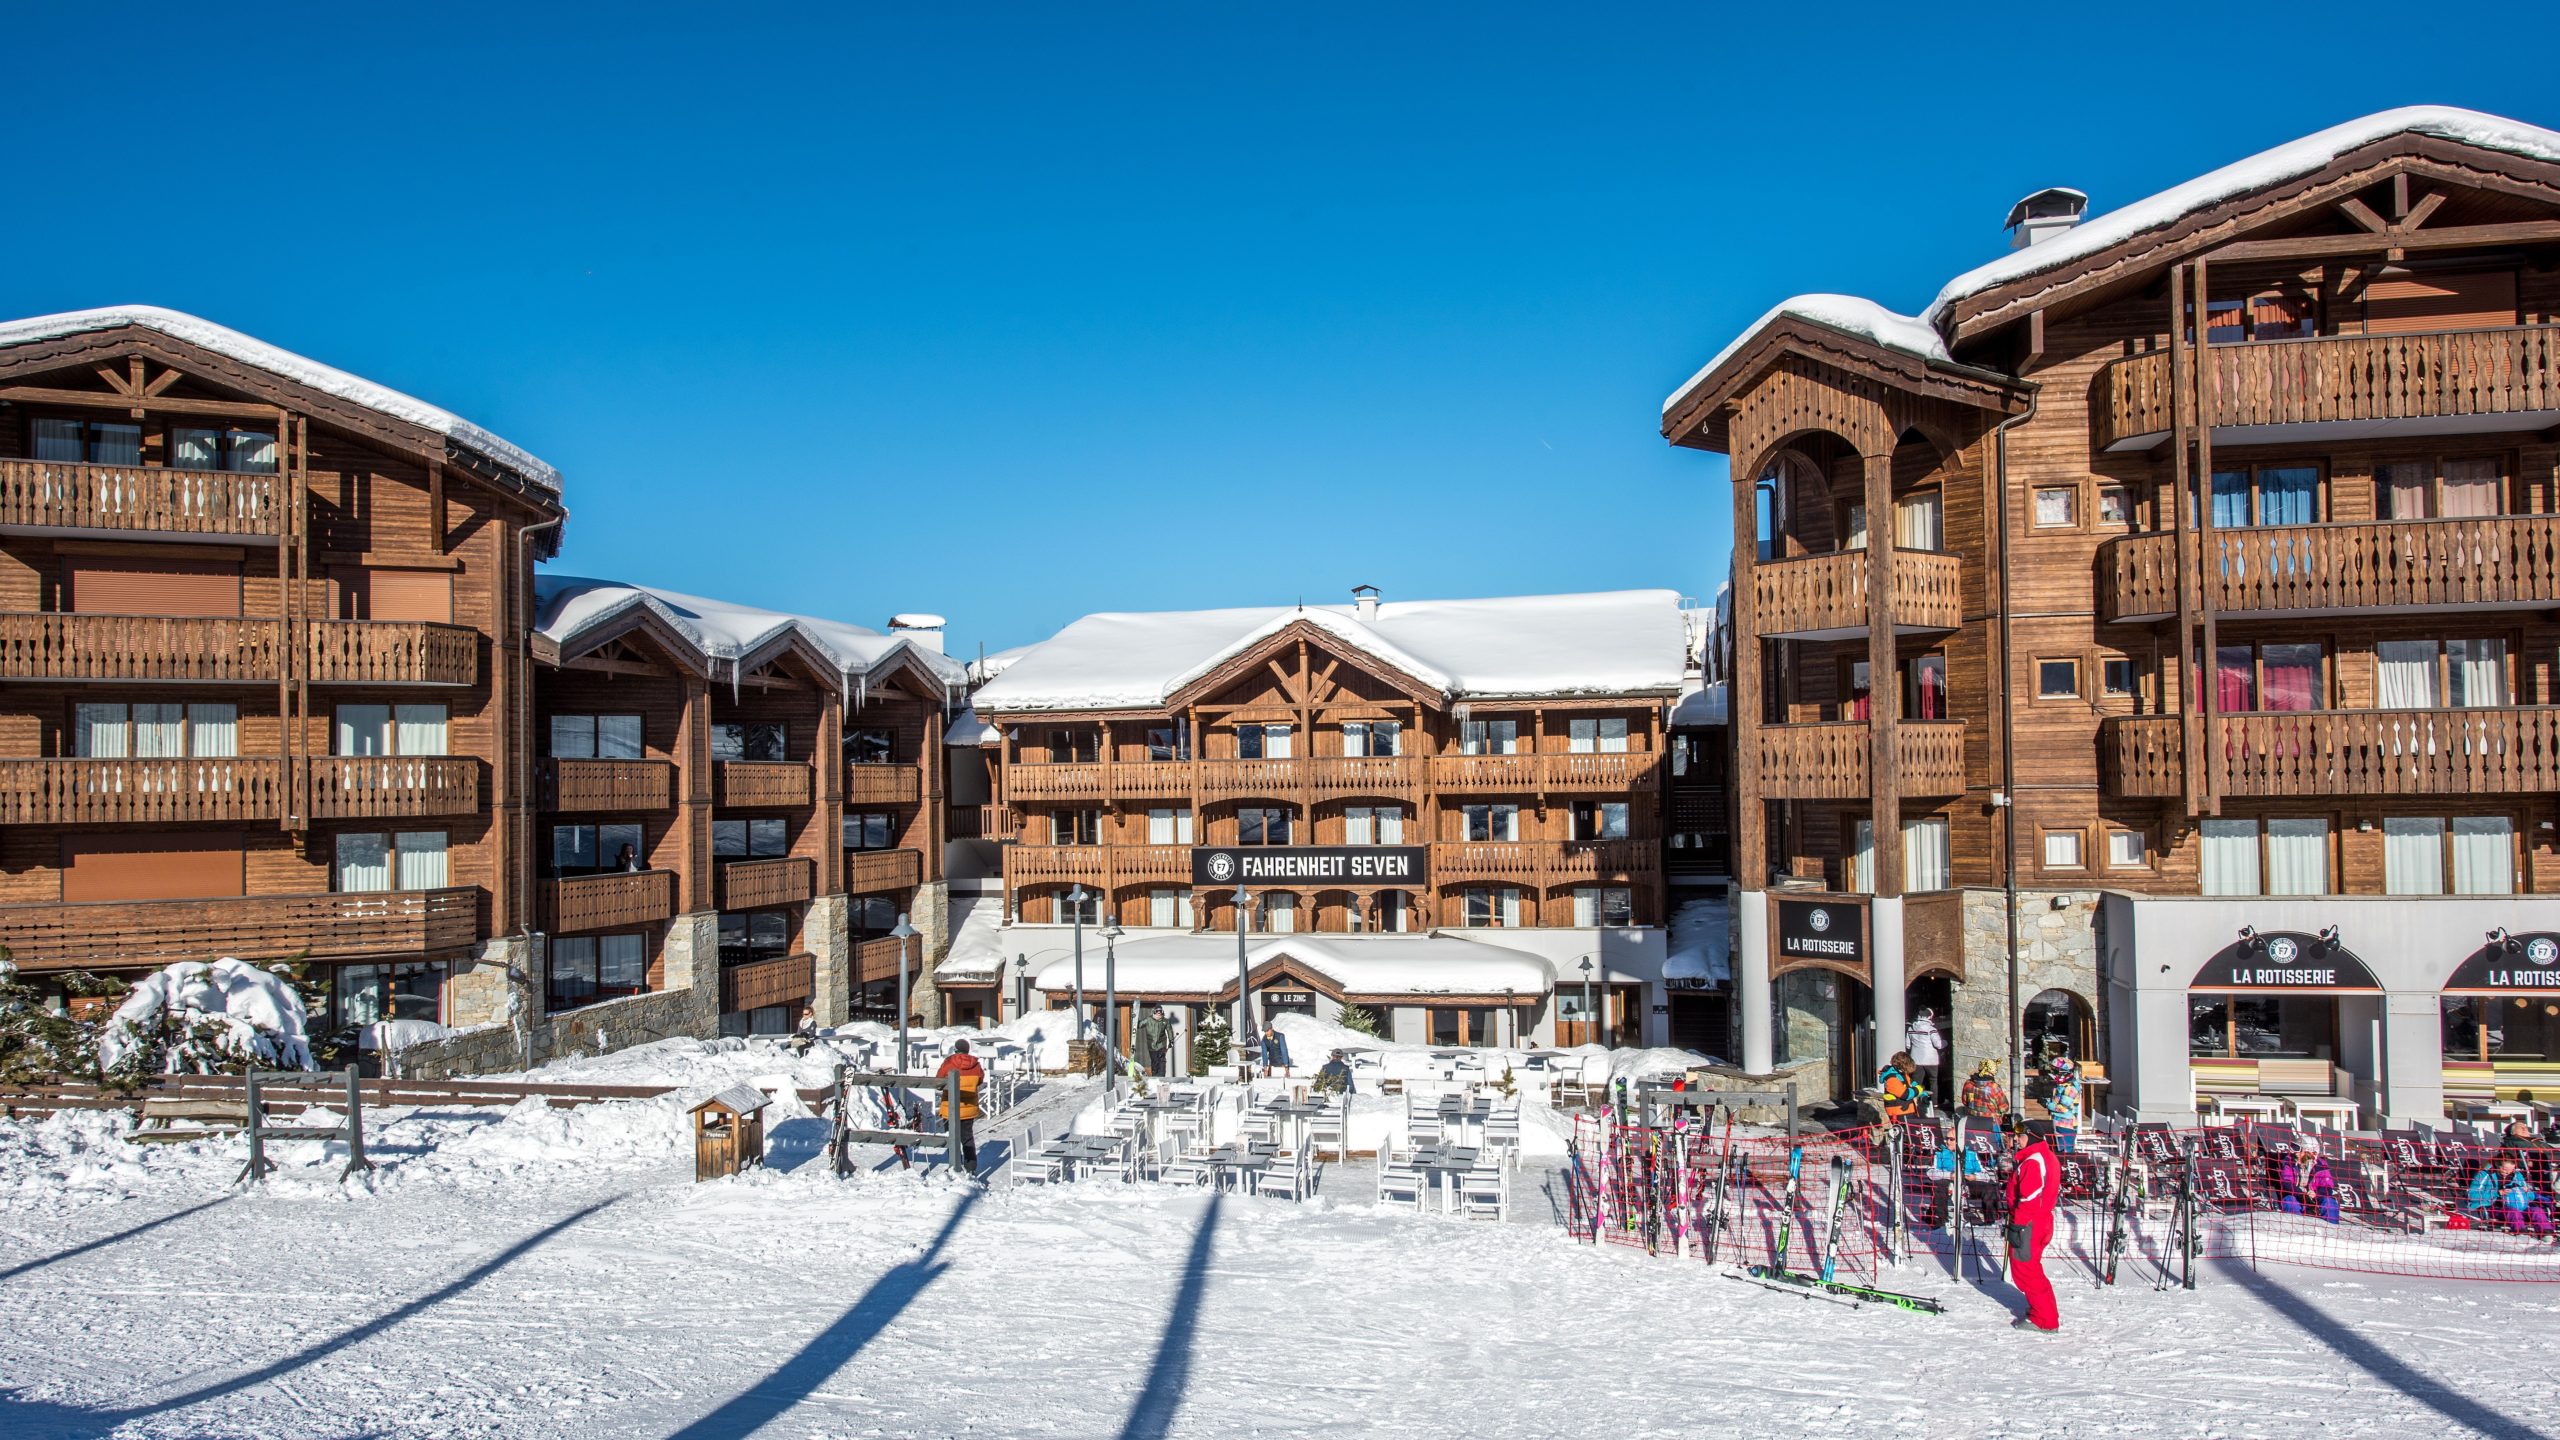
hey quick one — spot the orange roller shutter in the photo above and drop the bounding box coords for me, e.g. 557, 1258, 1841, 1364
65, 557, 242, 617
61, 832, 246, 902
364, 569, 453, 623
2363, 271, 2518, 335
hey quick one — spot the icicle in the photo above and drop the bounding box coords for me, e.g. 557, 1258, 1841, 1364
728, 657, 741, 703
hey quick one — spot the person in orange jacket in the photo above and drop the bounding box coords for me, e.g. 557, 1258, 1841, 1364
935, 1039, 986, 1176
1877, 1050, 1926, 1123
2004, 1118, 2062, 1332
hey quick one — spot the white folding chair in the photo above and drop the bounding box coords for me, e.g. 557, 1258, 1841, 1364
1162, 1146, 1214, 1187
1014, 1123, 1069, 1186
1406, 1095, 1445, 1147
1484, 1104, 1522, 1165
1256, 1150, 1315, 1202
1376, 1150, 1424, 1211
1309, 1096, 1348, 1163
1458, 1164, 1507, 1221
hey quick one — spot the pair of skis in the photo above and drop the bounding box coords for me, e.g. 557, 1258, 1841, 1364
1740, 1144, 1943, 1315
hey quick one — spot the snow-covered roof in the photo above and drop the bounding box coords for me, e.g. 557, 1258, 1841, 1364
1928, 106, 2560, 326
1029, 933, 1562, 997
975, 590, 1688, 714
934, 896, 1005, 984
1664, 897, 1731, 986
1669, 683, 1726, 728
0, 305, 561, 495
1662, 294, 1949, 418
943, 707, 1003, 748
534, 574, 966, 694
690, 1081, 771, 1115
970, 645, 1031, 686
888, 613, 947, 630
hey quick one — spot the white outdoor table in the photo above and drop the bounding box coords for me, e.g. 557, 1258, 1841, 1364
2285, 1096, 2360, 1131
2208, 1094, 2286, 1123
1405, 1144, 1485, 1214
1261, 1100, 1326, 1156
1056, 1135, 1124, 1181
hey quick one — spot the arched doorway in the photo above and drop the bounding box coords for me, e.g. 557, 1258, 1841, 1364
2023, 988, 2096, 1068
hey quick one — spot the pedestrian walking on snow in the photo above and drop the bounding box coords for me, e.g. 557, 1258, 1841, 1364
1137, 1006, 1175, 1079
1906, 1007, 1946, 1104
2005, 1120, 2062, 1331
935, 1040, 986, 1175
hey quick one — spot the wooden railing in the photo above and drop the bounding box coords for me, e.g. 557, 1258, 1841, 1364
308, 756, 481, 818
715, 761, 813, 809
1196, 758, 1303, 800
541, 758, 676, 812
544, 869, 678, 933
1431, 840, 1657, 884
1757, 721, 1967, 799
2104, 708, 2560, 799
0, 886, 480, 971
843, 762, 922, 806
2096, 326, 2560, 451
1308, 755, 1422, 797
1542, 752, 1665, 791
1751, 549, 1964, 637
0, 613, 288, 682
846, 848, 923, 893
1107, 763, 1192, 800
1005, 762, 1107, 802
0, 458, 281, 537
1004, 845, 1191, 890
718, 855, 815, 912
722, 953, 815, 1013
1430, 753, 1542, 793
852, 934, 910, 985
2101, 516, 2560, 621
949, 803, 1017, 840
303, 620, 478, 685
0, 757, 286, 824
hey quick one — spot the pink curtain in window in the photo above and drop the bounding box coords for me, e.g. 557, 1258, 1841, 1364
2214, 649, 2255, 712
2259, 652, 2318, 712
1909, 659, 1946, 720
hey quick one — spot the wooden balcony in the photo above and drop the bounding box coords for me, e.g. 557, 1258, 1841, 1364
541, 758, 676, 812
1196, 758, 1302, 800
846, 847, 923, 894
2101, 516, 2560, 622
544, 869, 678, 933
949, 803, 1018, 841
1432, 840, 1657, 885
0, 613, 476, 685
1541, 751, 1664, 792
1108, 763, 1193, 800
2097, 326, 2560, 452
853, 934, 910, 985
1429, 753, 1542, 794
1005, 762, 1107, 802
1004, 844, 1191, 890
307, 757, 481, 818
721, 952, 814, 1013
0, 886, 480, 972
302, 620, 478, 685
715, 761, 812, 808
1308, 755, 1421, 797
0, 756, 477, 824
0, 459, 281, 538
2103, 708, 2560, 799
1757, 721, 1967, 799
843, 762, 922, 806
718, 856, 815, 912
1751, 549, 1964, 639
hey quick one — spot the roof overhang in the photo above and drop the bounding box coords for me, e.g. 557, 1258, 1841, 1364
1663, 314, 2026, 454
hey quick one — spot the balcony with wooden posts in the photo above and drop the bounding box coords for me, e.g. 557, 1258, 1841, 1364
307, 756, 481, 818
1751, 548, 1964, 639
544, 869, 678, 933
0, 885, 480, 972
843, 762, 922, 806
1756, 721, 1968, 799
718, 855, 815, 912
1005, 844, 1193, 891
1308, 755, 1422, 797
1432, 840, 1658, 886
0, 459, 280, 538
2103, 708, 2560, 798
302, 620, 478, 685
1541, 751, 1665, 792
853, 934, 910, 985
2096, 326, 2560, 453
847, 847, 923, 894
1005, 761, 1107, 802
0, 756, 478, 824
1429, 753, 1543, 794
541, 758, 676, 812
0, 614, 478, 685
1196, 757, 1303, 800
715, 761, 813, 809
949, 803, 1018, 841
1108, 762, 1193, 800
2100, 516, 2560, 622
721, 952, 814, 1013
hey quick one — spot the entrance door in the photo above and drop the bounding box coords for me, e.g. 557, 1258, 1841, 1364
1666, 990, 1729, 1058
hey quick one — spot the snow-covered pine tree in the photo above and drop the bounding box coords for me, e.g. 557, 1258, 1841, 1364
0, 952, 99, 1084
1337, 1004, 1382, 1038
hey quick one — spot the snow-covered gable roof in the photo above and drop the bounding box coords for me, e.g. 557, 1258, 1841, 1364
943, 707, 1003, 748
535, 574, 965, 694
1669, 683, 1727, 729
1662, 294, 1950, 417
691, 1082, 771, 1115
1030, 933, 1558, 998
0, 305, 561, 496
1927, 106, 2560, 328
974, 590, 1688, 715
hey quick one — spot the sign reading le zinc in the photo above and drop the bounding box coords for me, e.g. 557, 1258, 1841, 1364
1190, 846, 1428, 887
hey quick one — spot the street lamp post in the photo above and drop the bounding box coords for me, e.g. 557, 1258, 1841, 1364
1067, 885, 1090, 1041
1232, 883, 1254, 1082
1013, 952, 1029, 1020
1577, 955, 1596, 1050
890, 914, 918, 1072
1102, 922, 1125, 1100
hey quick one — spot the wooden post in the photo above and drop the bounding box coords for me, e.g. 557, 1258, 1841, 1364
1863, 450, 1902, 897
678, 674, 714, 914
2169, 264, 2200, 818
818, 671, 845, 896
1731, 465, 1765, 889
2195, 258, 2221, 816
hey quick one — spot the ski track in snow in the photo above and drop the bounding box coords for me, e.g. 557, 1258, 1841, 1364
0, 1091, 2556, 1439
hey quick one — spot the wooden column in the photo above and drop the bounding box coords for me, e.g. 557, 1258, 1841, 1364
1730, 470, 1766, 888
677, 673, 715, 915
817, 676, 845, 895
2169, 264, 2201, 818
2193, 259, 2221, 816
1863, 450, 1902, 896
923, 693, 946, 883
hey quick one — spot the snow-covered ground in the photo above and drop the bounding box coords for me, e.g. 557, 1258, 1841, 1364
4, 1050, 2559, 1439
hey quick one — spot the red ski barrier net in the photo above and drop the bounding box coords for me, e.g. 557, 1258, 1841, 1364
1565, 1113, 2560, 1286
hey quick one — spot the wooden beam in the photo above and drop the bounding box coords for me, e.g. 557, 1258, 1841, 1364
0, 385, 287, 421
2398, 190, 2448, 232
428, 461, 447, 556
1731, 473, 1765, 890
140, 366, 185, 399
2169, 263, 2199, 819
2337, 197, 2392, 234
2393, 172, 2411, 219
2194, 258, 2220, 819
1863, 451, 1900, 897
2210, 218, 2560, 263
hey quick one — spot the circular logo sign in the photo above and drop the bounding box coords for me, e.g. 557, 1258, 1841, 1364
1808, 908, 1832, 933
2530, 938, 2559, 967
1206, 852, 1236, 883
2266, 937, 2300, 964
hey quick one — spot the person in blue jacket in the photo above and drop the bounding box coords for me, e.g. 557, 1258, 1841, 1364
2467, 1153, 2554, 1235
1259, 1019, 1292, 1079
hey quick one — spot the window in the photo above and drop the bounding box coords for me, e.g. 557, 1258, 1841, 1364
1568, 717, 1629, 754
851, 896, 898, 934
1257, 892, 1296, 934
2196, 288, 2314, 345
2388, 815, 2516, 896
2443, 994, 2560, 1063
1148, 887, 1189, 928
844, 812, 895, 850
1049, 809, 1100, 846
712, 817, 789, 860
1049, 728, 1099, 764
1573, 886, 1633, 927
2377, 638, 2508, 709
2106, 829, 2148, 869
2037, 659, 2081, 699
1903, 654, 1947, 720
1238, 807, 1293, 846
337, 960, 448, 1026
1429, 1006, 1504, 1049
551, 713, 643, 760
1461, 886, 1522, 928
549, 933, 648, 1010
2199, 819, 2261, 896
1844, 660, 1872, 721
2101, 658, 2136, 699
2206, 642, 2325, 713
1055, 889, 1101, 924
73, 702, 236, 758
2381, 457, 2502, 520
1147, 806, 1195, 845
2042, 830, 2084, 870
2095, 485, 2131, 527
31, 417, 142, 466
718, 909, 792, 965
2033, 486, 2077, 528
1340, 721, 1402, 757
1895, 490, 1944, 551
553, 821, 645, 875
337, 703, 449, 757
711, 722, 786, 762
845, 728, 895, 766
2189, 995, 2335, 1062
1234, 723, 1293, 759
1459, 719, 1519, 756
169, 425, 281, 473
1839, 502, 1867, 551
335, 830, 448, 892
1462, 804, 1519, 843
1344, 805, 1403, 845
1571, 801, 1630, 841
1144, 724, 1190, 762
1903, 817, 1951, 892
1373, 893, 1411, 932
2201, 817, 2330, 896
2204, 464, 2319, 527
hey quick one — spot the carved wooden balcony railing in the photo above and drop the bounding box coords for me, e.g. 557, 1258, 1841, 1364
1307, 755, 1422, 798
1004, 762, 1107, 802
544, 869, 678, 933
1107, 763, 1193, 800
721, 952, 814, 1013
2100, 516, 2560, 622
1195, 758, 1303, 800
303, 620, 478, 685
717, 856, 815, 912
2103, 708, 2560, 799
1751, 549, 1964, 638
0, 885, 480, 971
0, 615, 480, 686
1429, 753, 1543, 794
846, 848, 923, 894
541, 758, 676, 812
2097, 326, 2560, 451
948, 803, 1017, 841
0, 458, 280, 537
853, 934, 910, 984
715, 761, 813, 809
0, 756, 478, 824
843, 762, 922, 806
1004, 844, 1196, 891
1542, 751, 1665, 792
307, 756, 481, 818
1756, 721, 1967, 800
1431, 840, 1658, 886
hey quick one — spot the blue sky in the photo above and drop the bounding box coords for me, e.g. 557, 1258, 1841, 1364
11, 4, 2558, 658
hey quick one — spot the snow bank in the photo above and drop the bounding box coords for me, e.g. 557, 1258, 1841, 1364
97, 958, 313, 1074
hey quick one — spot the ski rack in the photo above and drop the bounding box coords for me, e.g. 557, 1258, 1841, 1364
1627, 1081, 1798, 1138
239, 1065, 374, 1187
829, 1065, 964, 1177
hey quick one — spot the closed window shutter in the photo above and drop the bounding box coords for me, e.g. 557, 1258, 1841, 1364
363, 569, 453, 623
2363, 271, 2517, 335
62, 832, 244, 902
65, 556, 241, 616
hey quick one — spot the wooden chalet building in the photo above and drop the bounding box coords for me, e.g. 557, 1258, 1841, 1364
951, 588, 1688, 1051
1667, 107, 2560, 1123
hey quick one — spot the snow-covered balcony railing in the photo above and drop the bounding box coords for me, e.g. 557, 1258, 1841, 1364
2095, 326, 2560, 452
0, 458, 281, 538
717, 856, 815, 912
843, 761, 922, 806
540, 758, 676, 812
2099, 516, 2560, 622
846, 847, 923, 894
1756, 721, 1966, 800
1750, 549, 1963, 639
714, 761, 813, 809
544, 869, 677, 934
0, 886, 479, 971
2103, 708, 2560, 798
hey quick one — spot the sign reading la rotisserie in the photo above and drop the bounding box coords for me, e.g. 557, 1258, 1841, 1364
1775, 898, 1865, 967
1189, 846, 1428, 887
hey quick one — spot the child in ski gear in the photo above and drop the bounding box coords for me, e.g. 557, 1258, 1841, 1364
2042, 1045, 2080, 1153
2005, 1122, 2062, 1331
2278, 1139, 2340, 1224
1960, 1062, 2008, 1148
1259, 1020, 1292, 1078
1877, 1051, 1926, 1123
1312, 1049, 1354, 1095
935, 1040, 985, 1174
2466, 1154, 2554, 1234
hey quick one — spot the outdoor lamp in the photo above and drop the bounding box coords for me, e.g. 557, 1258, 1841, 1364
890, 914, 917, 1071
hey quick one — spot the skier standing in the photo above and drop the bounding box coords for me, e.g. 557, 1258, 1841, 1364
1876, 1050, 1926, 1124
2042, 1044, 2081, 1153
2005, 1119, 2061, 1332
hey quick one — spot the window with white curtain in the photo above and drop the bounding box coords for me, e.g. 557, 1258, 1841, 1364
72, 703, 129, 758
1340, 721, 1401, 757
334, 831, 393, 892
2106, 829, 2148, 869
1345, 805, 1403, 845
337, 704, 391, 757
2374, 641, 2441, 710
74, 702, 235, 758
1903, 817, 1952, 892
1235, 724, 1293, 759
171, 426, 279, 473
1462, 804, 1519, 842
395, 704, 449, 757
1459, 719, 1519, 755
1148, 888, 1188, 928
1568, 718, 1630, 754
2265, 818, 2329, 894
1573, 886, 1633, 926
1896, 491, 1944, 551
2043, 831, 2084, 869
1258, 892, 1296, 934
1851, 819, 1876, 895
133, 704, 184, 758
2452, 816, 2515, 895
2200, 819, 2261, 896
33, 417, 141, 465
2384, 817, 2448, 895
1376, 894, 1410, 931
1146, 807, 1194, 845
189, 704, 238, 758
1463, 886, 1522, 928
1841, 502, 1868, 551
2447, 640, 2508, 707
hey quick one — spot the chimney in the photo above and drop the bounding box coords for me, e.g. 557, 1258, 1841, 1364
1351, 584, 1380, 621
2004, 186, 2088, 251
886, 613, 946, 654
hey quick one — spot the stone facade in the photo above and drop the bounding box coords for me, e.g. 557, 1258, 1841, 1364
1946, 887, 2103, 1093
808, 894, 852, 1027
400, 912, 726, 1080
907, 878, 951, 1025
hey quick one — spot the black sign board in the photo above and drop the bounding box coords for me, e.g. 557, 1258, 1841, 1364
1189, 846, 1427, 887
2190, 931, 2380, 991
1774, 898, 1864, 967
2444, 933, 2560, 992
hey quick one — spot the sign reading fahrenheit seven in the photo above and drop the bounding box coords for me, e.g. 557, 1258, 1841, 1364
1189, 847, 1428, 887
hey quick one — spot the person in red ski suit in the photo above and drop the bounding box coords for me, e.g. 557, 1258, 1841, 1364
2005, 1119, 2061, 1332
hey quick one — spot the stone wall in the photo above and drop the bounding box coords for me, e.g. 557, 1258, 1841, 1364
908, 879, 951, 1025
808, 894, 852, 1027
397, 915, 725, 1080
1948, 887, 2103, 1094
